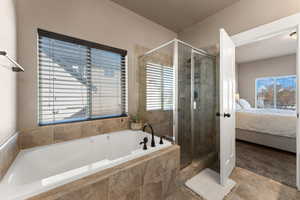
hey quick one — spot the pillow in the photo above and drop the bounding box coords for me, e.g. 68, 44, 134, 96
239, 99, 251, 109
236, 102, 242, 110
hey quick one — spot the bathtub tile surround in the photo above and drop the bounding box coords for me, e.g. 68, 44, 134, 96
0, 134, 19, 180
28, 145, 180, 200
54, 124, 83, 143
109, 163, 143, 199
56, 179, 109, 200
142, 148, 179, 199
19, 126, 54, 149
19, 117, 129, 149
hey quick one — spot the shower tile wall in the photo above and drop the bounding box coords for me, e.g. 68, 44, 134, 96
193, 54, 217, 159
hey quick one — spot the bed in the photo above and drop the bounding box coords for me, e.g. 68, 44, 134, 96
236, 108, 297, 153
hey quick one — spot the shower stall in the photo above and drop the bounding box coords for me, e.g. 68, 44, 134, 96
138, 39, 218, 168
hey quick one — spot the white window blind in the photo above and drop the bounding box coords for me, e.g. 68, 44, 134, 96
146, 62, 173, 111
90, 48, 126, 117
38, 29, 127, 125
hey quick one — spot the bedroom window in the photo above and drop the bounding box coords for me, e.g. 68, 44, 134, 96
38, 29, 127, 125
255, 75, 296, 110
146, 62, 173, 111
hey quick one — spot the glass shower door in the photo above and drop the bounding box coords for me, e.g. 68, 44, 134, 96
176, 42, 216, 168
192, 51, 217, 160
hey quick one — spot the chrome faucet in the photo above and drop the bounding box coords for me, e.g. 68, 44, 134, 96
143, 123, 155, 147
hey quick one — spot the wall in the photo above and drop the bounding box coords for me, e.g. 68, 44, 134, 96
16, 0, 177, 131
178, 0, 300, 49
0, 0, 17, 144
0, 0, 19, 181
238, 54, 296, 106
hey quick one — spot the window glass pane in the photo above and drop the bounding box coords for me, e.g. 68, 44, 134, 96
276, 76, 296, 110
39, 36, 90, 125
163, 66, 173, 110
146, 63, 173, 111
256, 78, 274, 108
146, 63, 162, 110
91, 48, 123, 117
38, 31, 127, 125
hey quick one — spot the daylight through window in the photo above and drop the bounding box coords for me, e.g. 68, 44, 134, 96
38, 29, 127, 125
256, 75, 296, 110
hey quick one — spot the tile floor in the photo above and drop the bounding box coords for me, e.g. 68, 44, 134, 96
166, 152, 300, 200
168, 167, 300, 200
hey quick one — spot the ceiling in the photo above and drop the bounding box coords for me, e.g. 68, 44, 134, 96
111, 0, 240, 32
236, 31, 297, 64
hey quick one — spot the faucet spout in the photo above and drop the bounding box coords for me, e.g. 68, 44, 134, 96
143, 123, 155, 147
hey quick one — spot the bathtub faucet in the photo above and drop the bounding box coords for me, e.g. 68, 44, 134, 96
143, 123, 155, 147
139, 137, 148, 150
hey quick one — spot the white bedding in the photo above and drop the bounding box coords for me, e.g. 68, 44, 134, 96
236, 108, 297, 138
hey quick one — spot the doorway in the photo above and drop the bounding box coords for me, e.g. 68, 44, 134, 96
219, 13, 300, 190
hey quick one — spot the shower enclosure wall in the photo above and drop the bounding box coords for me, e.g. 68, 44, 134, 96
138, 39, 217, 168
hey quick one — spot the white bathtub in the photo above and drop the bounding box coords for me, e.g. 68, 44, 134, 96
0, 130, 172, 200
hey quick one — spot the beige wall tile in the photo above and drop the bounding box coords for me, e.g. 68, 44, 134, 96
53, 124, 82, 143
19, 127, 53, 149
56, 178, 109, 200
101, 118, 122, 133
19, 117, 129, 149
109, 164, 143, 200
81, 122, 101, 137
120, 117, 130, 130
143, 182, 163, 200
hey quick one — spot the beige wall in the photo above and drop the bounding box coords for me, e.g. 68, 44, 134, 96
0, 0, 17, 144
179, 0, 300, 48
238, 54, 296, 107
16, 0, 177, 131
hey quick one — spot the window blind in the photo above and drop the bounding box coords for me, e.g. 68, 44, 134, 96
146, 62, 173, 111
90, 48, 126, 118
38, 29, 127, 125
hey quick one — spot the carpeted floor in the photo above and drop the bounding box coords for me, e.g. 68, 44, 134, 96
236, 140, 296, 187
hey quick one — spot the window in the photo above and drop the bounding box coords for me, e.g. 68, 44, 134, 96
146, 62, 173, 111
256, 75, 296, 110
38, 29, 127, 125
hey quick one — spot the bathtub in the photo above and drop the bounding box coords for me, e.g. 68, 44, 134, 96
0, 130, 172, 200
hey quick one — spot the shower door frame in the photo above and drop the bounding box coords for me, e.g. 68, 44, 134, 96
143, 39, 214, 166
